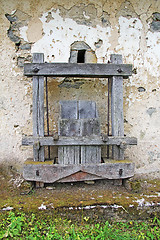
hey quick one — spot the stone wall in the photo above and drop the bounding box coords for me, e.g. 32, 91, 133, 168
0, 0, 160, 178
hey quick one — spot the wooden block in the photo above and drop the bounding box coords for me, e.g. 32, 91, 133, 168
79, 101, 97, 119
59, 119, 100, 137
23, 159, 135, 183
81, 119, 100, 136
58, 119, 81, 136
60, 100, 78, 119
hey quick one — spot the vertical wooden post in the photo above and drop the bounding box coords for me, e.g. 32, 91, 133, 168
33, 53, 45, 188
110, 54, 124, 160
32, 53, 45, 162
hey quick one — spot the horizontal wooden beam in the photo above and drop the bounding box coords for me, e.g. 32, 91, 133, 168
23, 159, 135, 182
22, 136, 137, 146
24, 63, 132, 78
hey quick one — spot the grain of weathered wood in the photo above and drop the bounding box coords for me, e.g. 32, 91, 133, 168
23, 160, 135, 183
110, 54, 124, 160
58, 146, 81, 164
79, 101, 97, 119
58, 147, 64, 164
32, 53, 45, 162
22, 136, 137, 146
74, 146, 80, 164
60, 100, 78, 119
80, 146, 101, 164
59, 119, 100, 136
81, 119, 101, 136
81, 146, 86, 164
58, 119, 81, 136
24, 63, 132, 77
58, 100, 101, 164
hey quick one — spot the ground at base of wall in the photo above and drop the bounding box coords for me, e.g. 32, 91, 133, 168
0, 167, 159, 223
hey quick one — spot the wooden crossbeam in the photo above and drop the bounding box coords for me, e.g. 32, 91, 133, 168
24, 63, 132, 78
22, 136, 137, 146
23, 160, 135, 183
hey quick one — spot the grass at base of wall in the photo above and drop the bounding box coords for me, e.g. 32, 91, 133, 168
0, 211, 159, 239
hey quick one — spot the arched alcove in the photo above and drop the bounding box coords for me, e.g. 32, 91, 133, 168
69, 41, 97, 63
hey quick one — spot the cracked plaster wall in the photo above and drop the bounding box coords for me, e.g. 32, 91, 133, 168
0, 0, 160, 178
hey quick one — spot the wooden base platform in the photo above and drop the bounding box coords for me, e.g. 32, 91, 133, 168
23, 159, 134, 183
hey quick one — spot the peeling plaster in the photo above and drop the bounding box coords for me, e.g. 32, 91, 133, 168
144, 31, 160, 77
19, 26, 28, 42
117, 16, 142, 56
27, 17, 43, 43
31, 9, 111, 63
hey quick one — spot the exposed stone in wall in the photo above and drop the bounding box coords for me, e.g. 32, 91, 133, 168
58, 4, 110, 28
146, 107, 156, 117
150, 12, 160, 32
5, 10, 31, 47
116, 1, 138, 19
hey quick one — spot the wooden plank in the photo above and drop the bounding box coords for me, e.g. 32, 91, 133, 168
110, 54, 124, 160
97, 146, 101, 163
23, 160, 135, 183
74, 146, 80, 164
22, 136, 137, 146
80, 146, 101, 164
38, 76, 45, 161
24, 63, 132, 77
81, 146, 86, 164
81, 119, 101, 136
32, 53, 45, 162
58, 147, 64, 164
87, 146, 95, 164
69, 146, 75, 164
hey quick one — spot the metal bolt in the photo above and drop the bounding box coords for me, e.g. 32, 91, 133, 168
117, 68, 123, 73
119, 169, 123, 176
36, 170, 39, 176
33, 67, 39, 73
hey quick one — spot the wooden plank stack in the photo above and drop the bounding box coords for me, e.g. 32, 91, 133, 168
58, 100, 101, 165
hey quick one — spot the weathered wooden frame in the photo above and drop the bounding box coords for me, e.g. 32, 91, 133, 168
23, 53, 137, 185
